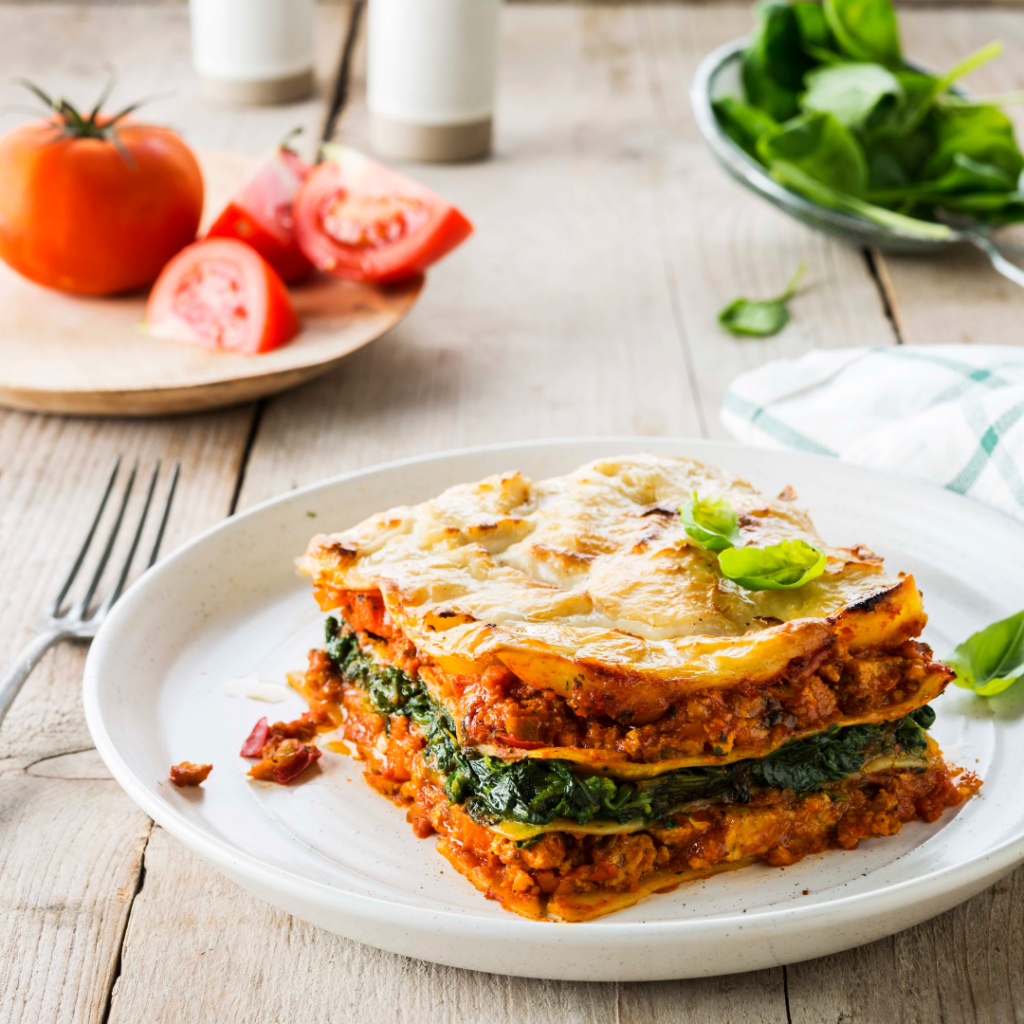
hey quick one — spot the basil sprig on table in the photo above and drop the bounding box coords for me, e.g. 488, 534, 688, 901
714, 0, 1024, 236
679, 492, 827, 591
949, 609, 1024, 696
718, 262, 807, 338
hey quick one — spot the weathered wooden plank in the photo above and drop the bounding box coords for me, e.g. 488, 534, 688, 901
872, 8, 1024, 347
618, 973, 788, 1024
0, 5, 347, 1022
22, 7, 1020, 1024
636, 3, 898, 436
0, 409, 251, 762
788, 863, 1024, 1024
0, 772, 151, 1024
0, 2, 346, 158
784, 13, 1024, 1016
235, 2, 705, 509
0, 0, 346, 762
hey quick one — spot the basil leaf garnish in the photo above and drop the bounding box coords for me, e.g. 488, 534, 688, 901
949, 609, 1024, 696
718, 538, 827, 591
680, 492, 741, 551
680, 495, 826, 591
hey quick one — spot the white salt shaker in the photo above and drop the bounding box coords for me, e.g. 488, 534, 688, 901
367, 0, 501, 162
189, 0, 316, 106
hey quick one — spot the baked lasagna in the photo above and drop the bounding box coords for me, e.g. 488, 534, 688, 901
253, 454, 979, 921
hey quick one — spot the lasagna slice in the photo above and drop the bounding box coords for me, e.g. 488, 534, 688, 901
278, 454, 978, 921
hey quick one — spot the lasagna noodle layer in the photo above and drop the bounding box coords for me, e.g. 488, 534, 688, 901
329, 608, 952, 774
297, 652, 977, 923
298, 455, 931, 720
308, 575, 929, 725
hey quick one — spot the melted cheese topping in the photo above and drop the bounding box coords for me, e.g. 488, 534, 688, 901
299, 454, 926, 688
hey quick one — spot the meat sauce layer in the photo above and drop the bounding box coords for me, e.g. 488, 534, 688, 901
324, 590, 952, 764
294, 650, 977, 922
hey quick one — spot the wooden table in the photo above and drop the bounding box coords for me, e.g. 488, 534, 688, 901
2, 3, 1024, 1022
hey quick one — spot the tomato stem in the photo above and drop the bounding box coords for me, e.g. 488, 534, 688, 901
19, 75, 169, 164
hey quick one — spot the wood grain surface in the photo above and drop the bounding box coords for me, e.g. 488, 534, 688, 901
1, 4, 1023, 1024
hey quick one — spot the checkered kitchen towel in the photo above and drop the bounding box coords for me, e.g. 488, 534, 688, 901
721, 345, 1024, 523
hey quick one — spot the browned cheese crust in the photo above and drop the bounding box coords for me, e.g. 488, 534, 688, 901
299, 458, 928, 681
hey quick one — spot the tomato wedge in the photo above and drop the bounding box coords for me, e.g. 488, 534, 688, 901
206, 143, 313, 283
146, 238, 299, 354
293, 144, 473, 284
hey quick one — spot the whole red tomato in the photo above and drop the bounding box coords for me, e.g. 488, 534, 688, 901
0, 100, 204, 296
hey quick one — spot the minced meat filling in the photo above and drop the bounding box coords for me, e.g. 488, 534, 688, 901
311, 617, 947, 763
450, 639, 936, 760
297, 656, 975, 921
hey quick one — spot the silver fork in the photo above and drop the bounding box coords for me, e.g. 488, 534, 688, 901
0, 456, 180, 726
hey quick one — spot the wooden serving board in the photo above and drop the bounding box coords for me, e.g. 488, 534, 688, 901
0, 151, 422, 417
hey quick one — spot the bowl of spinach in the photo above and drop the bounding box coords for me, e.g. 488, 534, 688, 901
691, 0, 1024, 280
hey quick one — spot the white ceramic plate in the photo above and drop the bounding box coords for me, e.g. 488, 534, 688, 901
83, 439, 1024, 981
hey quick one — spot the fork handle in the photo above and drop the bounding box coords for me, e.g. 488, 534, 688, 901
0, 629, 69, 727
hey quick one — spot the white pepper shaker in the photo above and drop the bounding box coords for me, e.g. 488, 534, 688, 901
367, 0, 501, 162
189, 0, 316, 106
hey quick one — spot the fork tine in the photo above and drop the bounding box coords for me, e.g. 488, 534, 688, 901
95, 460, 161, 616
69, 460, 138, 619
146, 460, 180, 569
49, 456, 121, 616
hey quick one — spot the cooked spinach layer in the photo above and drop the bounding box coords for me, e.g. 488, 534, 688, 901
325, 617, 934, 829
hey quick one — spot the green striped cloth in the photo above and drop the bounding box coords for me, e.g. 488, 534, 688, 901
721, 346, 1024, 522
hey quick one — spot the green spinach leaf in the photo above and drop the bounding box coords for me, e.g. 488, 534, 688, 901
680, 492, 742, 550
867, 153, 1017, 206
802, 62, 903, 130
758, 112, 869, 195
889, 41, 1002, 138
718, 538, 827, 590
715, 0, 1024, 233
823, 0, 901, 68
718, 261, 807, 337
767, 160, 954, 239
923, 104, 1024, 184
930, 190, 1024, 224
949, 609, 1024, 696
793, 1, 834, 52
860, 70, 938, 187
743, 0, 813, 120
713, 96, 779, 157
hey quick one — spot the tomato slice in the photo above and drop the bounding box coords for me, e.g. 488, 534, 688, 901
146, 238, 299, 354
293, 144, 473, 284
206, 144, 313, 283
